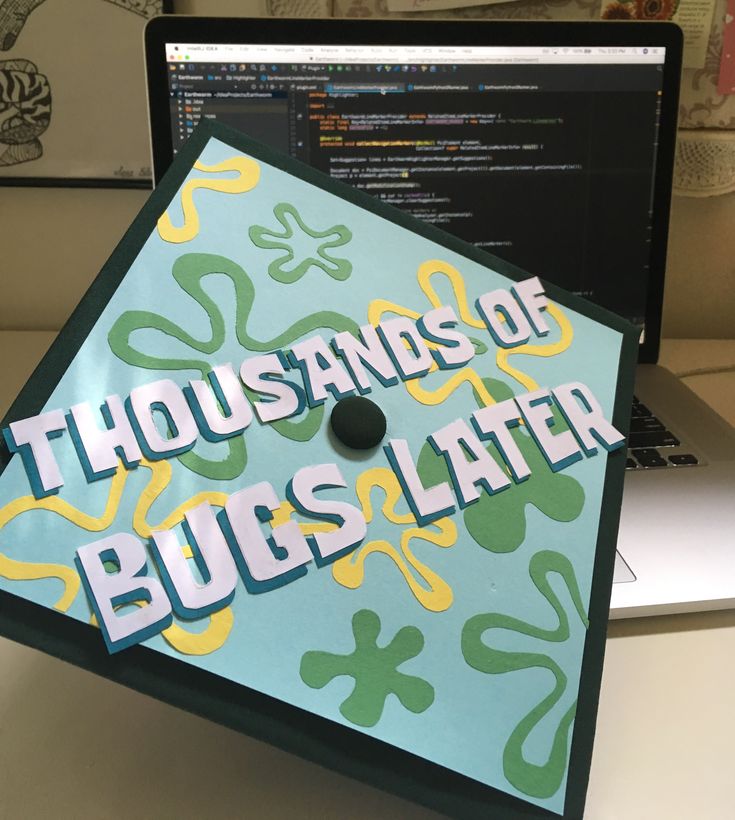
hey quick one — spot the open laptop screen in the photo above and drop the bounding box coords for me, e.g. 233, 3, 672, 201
147, 22, 681, 358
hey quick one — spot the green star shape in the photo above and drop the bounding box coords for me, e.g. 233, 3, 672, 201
300, 609, 434, 727
249, 202, 353, 284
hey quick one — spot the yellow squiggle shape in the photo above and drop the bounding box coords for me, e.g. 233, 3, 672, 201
406, 365, 496, 408
0, 459, 226, 621
0, 453, 335, 647
333, 521, 456, 613
416, 259, 487, 329
332, 467, 457, 612
368, 259, 573, 405
367, 297, 421, 328
356, 467, 413, 526
157, 156, 260, 243
133, 460, 335, 539
0, 459, 234, 651
161, 606, 234, 655
366, 259, 485, 330
132, 457, 229, 537
0, 554, 79, 611
90, 592, 234, 656
367, 260, 495, 407
94, 543, 234, 655
0, 465, 127, 532
0, 467, 130, 611
496, 302, 573, 392
160, 546, 234, 654
0, 456, 223, 543
270, 501, 337, 535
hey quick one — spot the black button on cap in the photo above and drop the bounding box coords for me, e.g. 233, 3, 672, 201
330, 396, 387, 450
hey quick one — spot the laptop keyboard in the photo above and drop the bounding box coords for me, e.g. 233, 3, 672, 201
625, 396, 699, 470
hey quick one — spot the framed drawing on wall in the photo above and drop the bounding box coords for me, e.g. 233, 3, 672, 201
0, 0, 172, 188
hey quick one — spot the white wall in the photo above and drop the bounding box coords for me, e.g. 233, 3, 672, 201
664, 192, 735, 338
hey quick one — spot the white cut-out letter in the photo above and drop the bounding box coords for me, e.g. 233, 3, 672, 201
376, 316, 434, 380
331, 325, 399, 394
186, 363, 253, 441
126, 379, 198, 459
150, 501, 239, 619
287, 463, 366, 563
220, 481, 313, 592
288, 336, 356, 406
552, 382, 625, 455
3, 409, 67, 497
471, 399, 531, 483
239, 353, 305, 424
476, 288, 532, 348
416, 305, 475, 370
75, 533, 172, 654
68, 395, 142, 481
429, 418, 510, 508
515, 388, 582, 471
511, 276, 550, 336
384, 438, 455, 526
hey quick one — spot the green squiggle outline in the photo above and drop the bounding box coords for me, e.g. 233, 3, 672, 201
461, 550, 589, 799
107, 253, 357, 476
249, 202, 352, 284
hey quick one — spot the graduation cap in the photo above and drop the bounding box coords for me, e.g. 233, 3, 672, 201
0, 120, 637, 818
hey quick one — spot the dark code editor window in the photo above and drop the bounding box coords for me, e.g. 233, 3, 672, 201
169, 61, 663, 326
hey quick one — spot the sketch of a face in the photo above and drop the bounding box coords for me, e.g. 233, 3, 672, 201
0, 58, 51, 166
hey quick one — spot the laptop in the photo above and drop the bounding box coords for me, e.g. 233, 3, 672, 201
144, 16, 735, 618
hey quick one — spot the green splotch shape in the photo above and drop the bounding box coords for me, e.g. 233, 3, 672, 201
417, 377, 585, 553
461, 549, 589, 799
470, 337, 488, 356
300, 609, 434, 728
249, 202, 352, 284
108, 253, 357, 479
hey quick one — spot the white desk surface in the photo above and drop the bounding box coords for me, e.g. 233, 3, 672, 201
1, 332, 734, 820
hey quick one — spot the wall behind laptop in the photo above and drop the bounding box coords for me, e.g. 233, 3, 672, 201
1, 0, 733, 339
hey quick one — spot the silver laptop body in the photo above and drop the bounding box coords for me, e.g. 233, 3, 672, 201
612, 365, 735, 616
